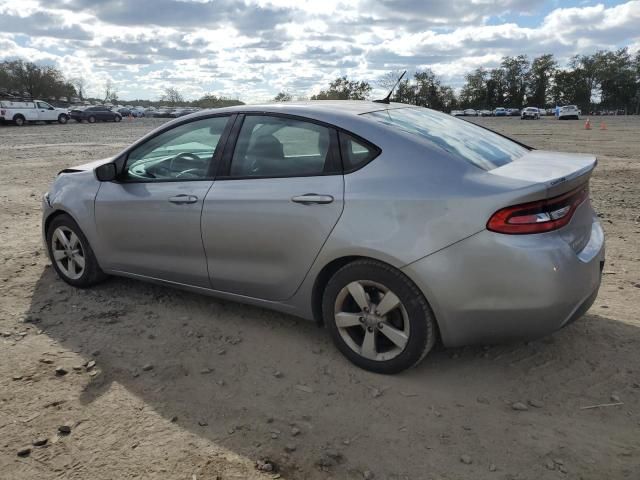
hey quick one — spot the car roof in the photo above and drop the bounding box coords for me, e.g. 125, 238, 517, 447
207, 100, 407, 116
167, 100, 413, 132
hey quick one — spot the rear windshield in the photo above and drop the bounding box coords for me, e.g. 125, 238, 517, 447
363, 107, 528, 171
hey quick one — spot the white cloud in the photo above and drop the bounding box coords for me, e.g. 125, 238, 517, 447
0, 0, 638, 101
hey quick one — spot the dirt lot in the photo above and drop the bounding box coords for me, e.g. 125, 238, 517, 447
1, 115, 639, 480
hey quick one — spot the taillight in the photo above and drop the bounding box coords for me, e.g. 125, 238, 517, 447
487, 184, 589, 234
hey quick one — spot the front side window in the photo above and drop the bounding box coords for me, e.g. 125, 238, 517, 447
37, 101, 52, 109
229, 115, 335, 178
364, 107, 527, 171
125, 116, 229, 181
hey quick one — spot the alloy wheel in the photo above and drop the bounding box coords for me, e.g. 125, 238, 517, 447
51, 226, 85, 280
334, 280, 410, 362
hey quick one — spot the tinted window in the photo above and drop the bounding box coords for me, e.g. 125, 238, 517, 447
125, 116, 229, 181
339, 132, 379, 171
365, 108, 527, 171
229, 115, 334, 177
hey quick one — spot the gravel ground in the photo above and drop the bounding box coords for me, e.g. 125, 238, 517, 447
1, 115, 639, 480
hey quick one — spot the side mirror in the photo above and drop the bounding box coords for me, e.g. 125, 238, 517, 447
95, 163, 118, 182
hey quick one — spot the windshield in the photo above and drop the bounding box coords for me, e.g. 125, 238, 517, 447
364, 107, 528, 171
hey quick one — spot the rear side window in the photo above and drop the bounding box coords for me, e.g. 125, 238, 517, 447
339, 132, 379, 172
229, 115, 337, 178
364, 107, 527, 171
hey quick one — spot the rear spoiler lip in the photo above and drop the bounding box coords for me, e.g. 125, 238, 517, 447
488, 150, 597, 198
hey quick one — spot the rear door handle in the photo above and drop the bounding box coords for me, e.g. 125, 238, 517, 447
169, 194, 198, 204
291, 194, 334, 205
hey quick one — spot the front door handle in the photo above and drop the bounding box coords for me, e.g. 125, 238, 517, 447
169, 194, 198, 204
291, 194, 334, 205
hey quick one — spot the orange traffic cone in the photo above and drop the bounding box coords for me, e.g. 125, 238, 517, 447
600, 121, 607, 130
584, 118, 591, 130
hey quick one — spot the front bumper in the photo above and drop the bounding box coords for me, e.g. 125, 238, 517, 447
402, 220, 605, 347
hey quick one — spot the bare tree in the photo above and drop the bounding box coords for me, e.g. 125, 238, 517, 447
377, 70, 405, 90
72, 77, 87, 101
103, 79, 118, 103
161, 87, 184, 106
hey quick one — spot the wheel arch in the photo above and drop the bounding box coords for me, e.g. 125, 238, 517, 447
311, 255, 441, 343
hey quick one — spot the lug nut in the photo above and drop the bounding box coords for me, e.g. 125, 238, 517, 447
359, 317, 364, 323
367, 327, 374, 332
377, 323, 383, 329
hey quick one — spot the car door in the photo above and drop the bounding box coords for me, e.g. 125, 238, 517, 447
94, 115, 232, 287
36, 101, 57, 121
202, 114, 344, 301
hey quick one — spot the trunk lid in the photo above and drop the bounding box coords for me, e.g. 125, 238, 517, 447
488, 150, 596, 198
488, 150, 598, 254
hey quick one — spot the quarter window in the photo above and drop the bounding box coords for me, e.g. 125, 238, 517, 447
339, 132, 379, 171
229, 115, 335, 177
125, 116, 229, 181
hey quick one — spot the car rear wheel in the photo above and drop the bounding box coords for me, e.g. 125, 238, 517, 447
46, 214, 107, 288
14, 115, 25, 126
88, 115, 96, 123
58, 114, 68, 124
323, 259, 436, 374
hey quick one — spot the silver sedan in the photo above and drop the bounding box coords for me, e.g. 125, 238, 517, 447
42, 101, 605, 373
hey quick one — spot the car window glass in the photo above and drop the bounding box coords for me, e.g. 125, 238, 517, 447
125, 116, 229, 181
364, 107, 527, 171
339, 132, 379, 171
230, 115, 332, 177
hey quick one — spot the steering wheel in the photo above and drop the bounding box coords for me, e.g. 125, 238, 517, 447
169, 152, 201, 173
175, 168, 203, 179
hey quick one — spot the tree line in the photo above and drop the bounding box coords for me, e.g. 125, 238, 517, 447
3, 47, 640, 113
0, 60, 243, 108
274, 48, 640, 114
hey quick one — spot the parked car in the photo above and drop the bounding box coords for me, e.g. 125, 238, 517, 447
41, 101, 604, 374
521, 107, 540, 120
170, 108, 194, 118
463, 108, 478, 116
450, 110, 464, 116
493, 107, 507, 117
509, 108, 521, 117
117, 107, 132, 117
479, 109, 492, 117
152, 109, 174, 118
0, 100, 69, 126
69, 106, 122, 123
558, 105, 580, 120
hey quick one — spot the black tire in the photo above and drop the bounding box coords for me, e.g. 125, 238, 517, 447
114, 115, 121, 123
58, 114, 68, 124
14, 114, 25, 126
88, 115, 96, 123
46, 214, 107, 288
322, 259, 437, 374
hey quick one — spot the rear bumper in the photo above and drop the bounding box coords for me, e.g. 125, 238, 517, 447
402, 219, 605, 347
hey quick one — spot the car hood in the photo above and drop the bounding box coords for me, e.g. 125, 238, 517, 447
60, 157, 114, 174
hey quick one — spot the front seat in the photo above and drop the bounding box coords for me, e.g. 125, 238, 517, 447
245, 134, 285, 175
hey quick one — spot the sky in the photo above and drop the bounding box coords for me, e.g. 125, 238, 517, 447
0, 0, 639, 102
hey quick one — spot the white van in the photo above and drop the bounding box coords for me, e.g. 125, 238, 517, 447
0, 100, 70, 126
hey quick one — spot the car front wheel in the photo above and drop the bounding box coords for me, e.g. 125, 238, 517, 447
58, 114, 68, 124
46, 214, 107, 288
88, 115, 96, 123
114, 115, 122, 122
323, 259, 437, 374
